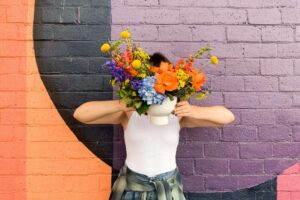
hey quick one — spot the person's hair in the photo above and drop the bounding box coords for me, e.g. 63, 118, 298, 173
149, 52, 171, 66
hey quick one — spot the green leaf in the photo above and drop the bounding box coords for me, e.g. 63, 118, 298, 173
134, 101, 142, 109
136, 103, 150, 115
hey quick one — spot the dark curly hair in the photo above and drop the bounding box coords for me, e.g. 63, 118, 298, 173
149, 52, 171, 66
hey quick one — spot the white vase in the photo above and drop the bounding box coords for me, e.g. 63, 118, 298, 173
147, 96, 178, 125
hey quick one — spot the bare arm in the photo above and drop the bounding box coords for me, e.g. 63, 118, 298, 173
73, 100, 134, 124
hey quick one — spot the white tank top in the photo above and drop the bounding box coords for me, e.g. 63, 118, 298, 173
124, 111, 181, 177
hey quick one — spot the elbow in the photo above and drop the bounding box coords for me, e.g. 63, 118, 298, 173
223, 110, 235, 125
73, 108, 87, 123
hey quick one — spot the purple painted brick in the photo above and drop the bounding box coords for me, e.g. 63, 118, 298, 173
112, 25, 158, 41
230, 159, 264, 175
160, 0, 228, 7
295, 60, 300, 75
270, 0, 297, 7
205, 176, 238, 191
222, 125, 257, 141
192, 25, 226, 42
194, 58, 226, 76
182, 175, 205, 191
241, 109, 276, 125
226, 59, 260, 75
212, 43, 244, 58
224, 92, 259, 108
258, 125, 292, 141
282, 8, 300, 24
238, 175, 274, 189
275, 109, 300, 125
227, 26, 261, 42
177, 158, 194, 175
273, 143, 300, 158
260, 59, 294, 75
145, 8, 180, 24
158, 25, 192, 41
278, 44, 300, 58
191, 91, 224, 106
280, 77, 300, 91
211, 76, 244, 91
195, 159, 229, 175
177, 142, 203, 158
296, 26, 300, 41
228, 0, 263, 8
204, 143, 239, 158
182, 128, 221, 142
258, 92, 293, 108
293, 126, 300, 141
240, 143, 272, 159
214, 8, 247, 24
248, 9, 281, 24
124, 0, 158, 6
179, 8, 213, 24
226, 108, 242, 125
264, 159, 298, 174
293, 93, 300, 107
262, 26, 294, 42
112, 7, 145, 24
244, 76, 278, 91
243, 44, 277, 58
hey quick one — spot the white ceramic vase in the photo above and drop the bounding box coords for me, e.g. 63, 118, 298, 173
147, 96, 178, 125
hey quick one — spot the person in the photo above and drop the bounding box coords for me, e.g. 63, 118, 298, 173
73, 53, 235, 200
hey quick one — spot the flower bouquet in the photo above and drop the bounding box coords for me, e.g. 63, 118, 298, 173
100, 29, 218, 121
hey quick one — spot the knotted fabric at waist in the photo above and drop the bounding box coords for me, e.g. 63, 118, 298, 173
109, 163, 186, 200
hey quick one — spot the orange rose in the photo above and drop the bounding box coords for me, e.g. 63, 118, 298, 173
150, 61, 175, 74
154, 71, 178, 93
190, 68, 206, 91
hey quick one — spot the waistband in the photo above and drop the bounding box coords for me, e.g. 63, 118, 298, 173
109, 163, 186, 200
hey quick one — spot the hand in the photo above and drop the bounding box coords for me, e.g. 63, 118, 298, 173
172, 100, 194, 117
118, 99, 135, 112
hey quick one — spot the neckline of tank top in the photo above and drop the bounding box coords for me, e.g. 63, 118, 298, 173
124, 111, 180, 132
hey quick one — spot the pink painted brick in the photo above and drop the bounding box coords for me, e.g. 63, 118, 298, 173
260, 59, 294, 75
273, 143, 300, 158
293, 126, 300, 141
195, 159, 229, 175
141, 41, 173, 58
248, 9, 281, 24
243, 44, 277, 58
244, 76, 278, 91
111, 25, 158, 41
211, 76, 245, 91
282, 9, 300, 24
204, 143, 239, 158
296, 26, 300, 41
280, 76, 300, 91
193, 58, 226, 75
258, 92, 293, 108
228, 0, 263, 8
124, 0, 158, 6
222, 125, 257, 141
179, 8, 213, 24
191, 91, 224, 106
262, 26, 294, 42
227, 25, 261, 42
211, 43, 245, 58
158, 25, 192, 41
112, 7, 145, 24
160, 0, 228, 7
241, 109, 276, 125
293, 93, 300, 107
145, 8, 180, 24
240, 143, 273, 159
258, 125, 292, 141
275, 109, 300, 125
213, 8, 247, 24
205, 176, 238, 191
295, 60, 300, 75
226, 59, 260, 75
278, 44, 300, 58
191, 25, 226, 42
230, 159, 264, 175
224, 92, 259, 108
264, 159, 298, 174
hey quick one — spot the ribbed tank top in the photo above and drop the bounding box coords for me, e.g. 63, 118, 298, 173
124, 111, 181, 177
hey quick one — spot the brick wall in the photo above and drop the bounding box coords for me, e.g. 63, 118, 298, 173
111, 0, 300, 198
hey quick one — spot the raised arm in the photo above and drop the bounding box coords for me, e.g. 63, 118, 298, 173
73, 100, 134, 125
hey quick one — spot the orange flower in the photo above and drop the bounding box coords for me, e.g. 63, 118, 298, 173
189, 68, 206, 91
150, 61, 175, 74
154, 71, 178, 93
128, 68, 138, 77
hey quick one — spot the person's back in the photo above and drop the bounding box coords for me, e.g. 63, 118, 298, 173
124, 110, 180, 177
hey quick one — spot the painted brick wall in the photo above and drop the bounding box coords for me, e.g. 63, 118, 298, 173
111, 0, 300, 197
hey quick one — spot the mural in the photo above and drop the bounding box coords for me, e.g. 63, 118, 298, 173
0, 0, 299, 199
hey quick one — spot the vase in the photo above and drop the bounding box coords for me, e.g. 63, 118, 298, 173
147, 96, 178, 125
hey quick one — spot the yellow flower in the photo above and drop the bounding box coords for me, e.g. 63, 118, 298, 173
124, 79, 130, 85
100, 43, 110, 53
210, 55, 219, 65
137, 73, 146, 78
120, 30, 131, 39
131, 91, 137, 96
132, 60, 141, 69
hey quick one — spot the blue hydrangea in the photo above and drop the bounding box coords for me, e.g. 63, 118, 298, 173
138, 76, 166, 105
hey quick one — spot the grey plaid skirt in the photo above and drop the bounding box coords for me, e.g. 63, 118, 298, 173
109, 163, 186, 200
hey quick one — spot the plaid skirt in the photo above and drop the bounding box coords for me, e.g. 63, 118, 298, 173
109, 163, 186, 200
